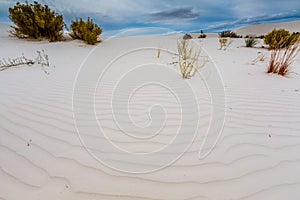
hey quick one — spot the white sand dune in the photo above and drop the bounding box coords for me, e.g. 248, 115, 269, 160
1, 23, 300, 200
235, 20, 300, 36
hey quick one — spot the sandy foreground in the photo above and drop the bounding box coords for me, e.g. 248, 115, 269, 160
0, 23, 300, 200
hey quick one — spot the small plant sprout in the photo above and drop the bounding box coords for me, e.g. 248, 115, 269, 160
177, 38, 208, 79
157, 48, 161, 58
251, 52, 266, 65
36, 50, 50, 67
219, 38, 233, 50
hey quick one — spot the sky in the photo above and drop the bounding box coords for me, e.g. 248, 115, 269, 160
1, 0, 300, 35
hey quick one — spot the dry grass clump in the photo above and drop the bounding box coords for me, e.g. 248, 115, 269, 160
267, 34, 300, 76
251, 52, 266, 65
177, 38, 207, 79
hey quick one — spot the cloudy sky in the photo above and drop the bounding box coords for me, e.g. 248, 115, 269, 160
1, 0, 300, 34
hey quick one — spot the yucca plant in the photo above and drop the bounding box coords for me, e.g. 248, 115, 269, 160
177, 38, 207, 79
245, 36, 258, 47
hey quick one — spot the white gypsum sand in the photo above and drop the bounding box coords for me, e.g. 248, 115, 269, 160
234, 20, 300, 36
0, 23, 300, 200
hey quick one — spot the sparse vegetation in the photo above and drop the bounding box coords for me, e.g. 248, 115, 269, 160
251, 52, 266, 65
0, 50, 51, 73
183, 33, 193, 40
267, 34, 300, 76
219, 31, 242, 38
245, 36, 258, 47
245, 35, 264, 39
177, 38, 207, 79
263, 29, 299, 49
198, 34, 207, 38
70, 17, 102, 45
219, 38, 233, 50
9, 1, 65, 42
198, 30, 207, 38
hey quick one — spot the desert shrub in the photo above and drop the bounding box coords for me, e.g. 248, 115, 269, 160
198, 30, 206, 38
267, 34, 300, 76
70, 17, 102, 45
198, 34, 207, 38
264, 29, 292, 49
183, 33, 193, 40
219, 38, 233, 50
245, 36, 258, 47
8, 1, 65, 42
219, 31, 242, 38
177, 39, 207, 79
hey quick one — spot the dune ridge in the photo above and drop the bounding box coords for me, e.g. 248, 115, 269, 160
234, 20, 300, 36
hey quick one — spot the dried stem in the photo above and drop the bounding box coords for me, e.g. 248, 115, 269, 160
177, 39, 207, 79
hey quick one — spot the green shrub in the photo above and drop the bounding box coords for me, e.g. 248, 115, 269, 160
183, 33, 193, 40
264, 29, 292, 49
245, 36, 258, 47
70, 17, 102, 45
219, 31, 242, 38
8, 1, 65, 42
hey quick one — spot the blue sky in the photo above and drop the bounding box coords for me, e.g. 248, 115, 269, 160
1, 0, 300, 35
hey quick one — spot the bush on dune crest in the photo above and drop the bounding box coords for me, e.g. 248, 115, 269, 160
9, 1, 65, 42
70, 17, 102, 45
